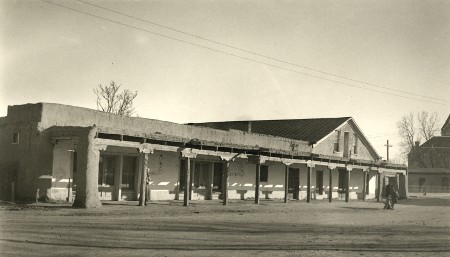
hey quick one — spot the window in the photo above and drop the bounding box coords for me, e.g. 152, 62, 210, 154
419, 178, 426, 186
98, 156, 116, 186
353, 134, 359, 154
442, 177, 449, 188
260, 165, 268, 182
194, 162, 210, 188
334, 130, 341, 152
121, 156, 137, 190
12, 132, 19, 144
343, 132, 350, 157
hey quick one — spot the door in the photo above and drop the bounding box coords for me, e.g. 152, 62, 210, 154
316, 170, 323, 195
98, 155, 116, 200
213, 162, 223, 192
121, 156, 137, 200
338, 169, 348, 193
288, 168, 300, 200
193, 161, 212, 199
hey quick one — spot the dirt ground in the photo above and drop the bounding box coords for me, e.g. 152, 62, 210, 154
0, 197, 449, 257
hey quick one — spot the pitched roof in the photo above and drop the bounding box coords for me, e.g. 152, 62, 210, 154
420, 136, 450, 148
188, 117, 351, 143
442, 114, 450, 136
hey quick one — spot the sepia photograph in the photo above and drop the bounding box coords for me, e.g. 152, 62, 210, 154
0, 1, 449, 256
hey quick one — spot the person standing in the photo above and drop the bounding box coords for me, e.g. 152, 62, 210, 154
389, 185, 399, 210
383, 184, 392, 210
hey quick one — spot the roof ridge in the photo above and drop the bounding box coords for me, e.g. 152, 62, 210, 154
191, 117, 352, 124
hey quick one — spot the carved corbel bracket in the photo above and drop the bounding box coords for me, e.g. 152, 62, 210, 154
327, 163, 337, 170
220, 153, 241, 162
346, 164, 353, 172
181, 149, 197, 158
306, 160, 315, 168
94, 144, 108, 151
139, 143, 155, 154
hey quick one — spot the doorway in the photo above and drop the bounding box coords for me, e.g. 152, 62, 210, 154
338, 169, 348, 193
316, 170, 324, 195
288, 168, 300, 200
98, 155, 116, 200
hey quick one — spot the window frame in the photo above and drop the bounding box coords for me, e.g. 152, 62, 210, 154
260, 165, 269, 182
12, 132, 19, 144
334, 130, 341, 152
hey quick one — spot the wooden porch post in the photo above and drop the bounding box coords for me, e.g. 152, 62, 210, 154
307, 161, 314, 203
222, 161, 230, 205
328, 164, 336, 203
138, 144, 153, 206
362, 169, 367, 202
376, 172, 382, 202
175, 157, 181, 201
206, 163, 214, 200
395, 173, 400, 192
404, 171, 409, 199
181, 151, 196, 206
255, 161, 261, 204
184, 157, 191, 206
220, 154, 237, 206
138, 153, 148, 206
284, 165, 289, 203
190, 161, 195, 201
345, 165, 352, 203
115, 154, 123, 201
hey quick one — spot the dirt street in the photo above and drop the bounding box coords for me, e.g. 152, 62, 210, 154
1, 197, 449, 257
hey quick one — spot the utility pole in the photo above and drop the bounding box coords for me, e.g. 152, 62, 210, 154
384, 140, 393, 162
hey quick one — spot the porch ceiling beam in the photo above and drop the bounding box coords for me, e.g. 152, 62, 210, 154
95, 139, 407, 171
379, 168, 407, 175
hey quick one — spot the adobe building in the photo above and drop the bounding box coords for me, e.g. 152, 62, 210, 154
408, 115, 450, 194
0, 103, 407, 207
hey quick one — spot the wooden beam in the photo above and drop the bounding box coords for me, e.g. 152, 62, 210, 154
222, 161, 230, 205
184, 157, 191, 206
284, 165, 289, 203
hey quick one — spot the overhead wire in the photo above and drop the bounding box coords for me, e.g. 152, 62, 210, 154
76, 0, 450, 104
42, 0, 450, 107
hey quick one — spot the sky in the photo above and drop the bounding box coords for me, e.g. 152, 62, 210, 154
1, 0, 449, 161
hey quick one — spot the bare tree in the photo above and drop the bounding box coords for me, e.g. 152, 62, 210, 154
417, 111, 439, 141
94, 81, 138, 116
397, 111, 440, 162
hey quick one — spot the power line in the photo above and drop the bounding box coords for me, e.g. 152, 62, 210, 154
42, 0, 450, 107
367, 131, 398, 137
76, 0, 450, 104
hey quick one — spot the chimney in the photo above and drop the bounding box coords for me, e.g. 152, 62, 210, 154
414, 141, 420, 147
247, 121, 252, 133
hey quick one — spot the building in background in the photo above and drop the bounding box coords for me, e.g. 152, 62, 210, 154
408, 115, 450, 195
0, 103, 407, 207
